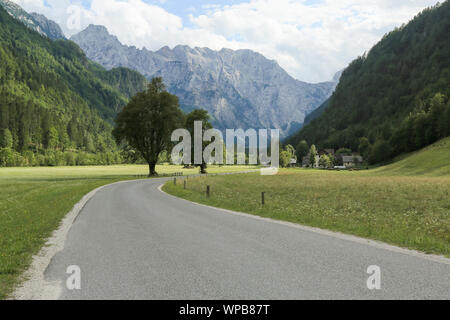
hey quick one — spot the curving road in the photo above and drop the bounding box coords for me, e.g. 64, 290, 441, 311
43, 179, 450, 300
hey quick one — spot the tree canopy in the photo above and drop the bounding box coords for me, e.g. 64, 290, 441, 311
113, 78, 185, 176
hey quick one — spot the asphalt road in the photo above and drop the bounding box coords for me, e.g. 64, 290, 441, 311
45, 179, 450, 300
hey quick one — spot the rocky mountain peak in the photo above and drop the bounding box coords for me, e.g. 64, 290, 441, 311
0, 0, 65, 40
29, 12, 65, 40
71, 24, 339, 136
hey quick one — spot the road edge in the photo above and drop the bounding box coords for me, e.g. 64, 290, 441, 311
10, 178, 158, 300
9, 171, 258, 300
158, 183, 450, 266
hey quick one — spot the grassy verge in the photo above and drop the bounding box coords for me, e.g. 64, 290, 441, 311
163, 169, 450, 257
0, 164, 257, 299
371, 137, 450, 177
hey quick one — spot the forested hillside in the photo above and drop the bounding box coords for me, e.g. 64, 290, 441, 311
0, 0, 65, 40
303, 99, 330, 126
287, 1, 450, 164
0, 6, 147, 166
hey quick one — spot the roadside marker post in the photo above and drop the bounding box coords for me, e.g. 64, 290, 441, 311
184, 180, 186, 190
207, 185, 210, 198
262, 192, 265, 206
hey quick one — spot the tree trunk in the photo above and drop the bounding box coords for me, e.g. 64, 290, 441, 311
148, 163, 158, 177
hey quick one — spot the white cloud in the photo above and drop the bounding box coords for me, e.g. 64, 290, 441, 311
12, 0, 441, 83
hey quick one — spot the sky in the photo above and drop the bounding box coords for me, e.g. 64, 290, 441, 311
12, 0, 441, 83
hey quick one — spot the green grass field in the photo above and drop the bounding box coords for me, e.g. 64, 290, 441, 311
164, 170, 450, 257
372, 137, 450, 177
164, 139, 450, 258
0, 164, 258, 299
1, 139, 449, 299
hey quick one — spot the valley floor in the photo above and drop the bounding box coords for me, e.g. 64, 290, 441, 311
163, 168, 450, 258
0, 164, 258, 299
1, 139, 449, 299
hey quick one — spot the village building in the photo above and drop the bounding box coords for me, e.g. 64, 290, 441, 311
341, 155, 364, 168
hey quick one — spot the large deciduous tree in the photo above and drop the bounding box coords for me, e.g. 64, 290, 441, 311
113, 78, 184, 176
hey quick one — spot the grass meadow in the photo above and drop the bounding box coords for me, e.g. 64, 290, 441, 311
1, 138, 449, 299
0, 164, 258, 299
372, 137, 450, 177
163, 169, 450, 258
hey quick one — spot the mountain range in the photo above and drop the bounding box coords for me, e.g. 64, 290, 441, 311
70, 25, 339, 136
1, 0, 339, 137
9, 0, 448, 167
0, 0, 65, 40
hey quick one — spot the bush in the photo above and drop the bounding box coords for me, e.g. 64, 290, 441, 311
22, 151, 36, 166
319, 155, 333, 168
280, 150, 292, 168
0, 148, 14, 166
36, 154, 46, 166
64, 152, 77, 166
12, 153, 27, 167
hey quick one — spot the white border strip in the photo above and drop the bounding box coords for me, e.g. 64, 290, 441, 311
159, 183, 450, 266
